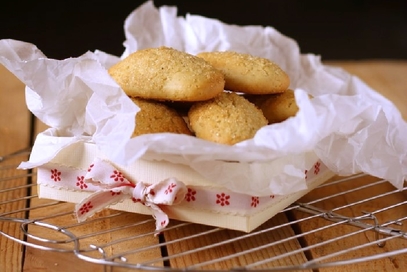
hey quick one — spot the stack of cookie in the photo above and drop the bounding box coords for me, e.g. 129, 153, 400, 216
108, 46, 298, 145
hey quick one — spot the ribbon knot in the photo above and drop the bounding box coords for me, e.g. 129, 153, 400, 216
75, 158, 187, 234
132, 182, 147, 201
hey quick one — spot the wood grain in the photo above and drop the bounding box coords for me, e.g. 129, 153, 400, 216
292, 175, 407, 271
0, 64, 30, 272
165, 213, 312, 271
23, 194, 163, 271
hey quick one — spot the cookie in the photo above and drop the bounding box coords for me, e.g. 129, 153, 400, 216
188, 92, 268, 145
130, 97, 193, 137
109, 46, 225, 102
246, 89, 299, 124
197, 51, 290, 95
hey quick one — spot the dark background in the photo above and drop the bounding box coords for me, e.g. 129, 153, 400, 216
1, 0, 406, 60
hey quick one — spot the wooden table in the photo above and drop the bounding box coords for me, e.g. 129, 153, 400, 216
1, 60, 406, 271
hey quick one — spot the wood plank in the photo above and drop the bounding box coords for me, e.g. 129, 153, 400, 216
0, 64, 31, 272
164, 213, 311, 271
0, 64, 29, 152
23, 191, 163, 271
292, 175, 407, 271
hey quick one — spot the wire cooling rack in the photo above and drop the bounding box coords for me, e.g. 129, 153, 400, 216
1, 148, 406, 271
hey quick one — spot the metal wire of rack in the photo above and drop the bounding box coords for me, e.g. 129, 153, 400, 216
1, 148, 406, 271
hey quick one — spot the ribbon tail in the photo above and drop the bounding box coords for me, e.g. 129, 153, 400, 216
75, 190, 126, 222
145, 202, 170, 235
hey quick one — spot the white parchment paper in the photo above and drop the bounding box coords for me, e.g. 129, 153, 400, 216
0, 0, 406, 196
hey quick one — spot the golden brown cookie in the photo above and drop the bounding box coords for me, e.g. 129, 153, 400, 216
246, 89, 299, 124
109, 47, 225, 102
197, 51, 290, 95
188, 92, 268, 145
130, 97, 193, 137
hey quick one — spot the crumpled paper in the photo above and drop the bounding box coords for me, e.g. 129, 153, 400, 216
0, 0, 406, 196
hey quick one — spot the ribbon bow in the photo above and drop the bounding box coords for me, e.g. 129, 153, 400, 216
75, 158, 187, 234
